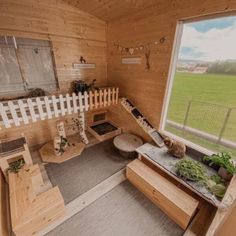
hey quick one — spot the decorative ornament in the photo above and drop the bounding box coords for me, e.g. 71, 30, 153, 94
129, 47, 134, 55
145, 49, 151, 71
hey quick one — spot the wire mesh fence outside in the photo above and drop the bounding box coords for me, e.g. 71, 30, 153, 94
183, 101, 236, 142
165, 100, 236, 155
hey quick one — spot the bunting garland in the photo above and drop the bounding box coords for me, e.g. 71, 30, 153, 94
113, 36, 166, 55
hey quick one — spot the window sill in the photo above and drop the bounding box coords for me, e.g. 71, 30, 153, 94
160, 129, 215, 157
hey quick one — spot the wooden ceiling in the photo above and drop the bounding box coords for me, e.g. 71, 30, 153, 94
63, 0, 163, 22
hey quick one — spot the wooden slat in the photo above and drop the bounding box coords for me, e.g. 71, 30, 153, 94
84, 91, 89, 111
18, 100, 29, 125
115, 87, 119, 104
94, 90, 98, 109
112, 88, 115, 105
0, 103, 11, 128
108, 88, 111, 106
27, 98, 37, 123
73, 93, 78, 113
59, 94, 66, 116
8, 101, 20, 126
99, 90, 103, 107
44, 96, 52, 119
36, 97, 45, 121
89, 91, 93, 110
104, 89, 107, 107
52, 95, 59, 117
78, 92, 83, 112
66, 93, 72, 115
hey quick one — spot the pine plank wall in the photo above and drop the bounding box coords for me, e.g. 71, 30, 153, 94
0, 1, 236, 235
0, 0, 236, 146
107, 0, 236, 141
0, 0, 107, 145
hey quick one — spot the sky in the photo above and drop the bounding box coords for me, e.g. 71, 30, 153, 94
179, 16, 236, 62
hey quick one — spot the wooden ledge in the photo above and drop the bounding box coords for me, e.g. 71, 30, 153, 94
39, 135, 85, 163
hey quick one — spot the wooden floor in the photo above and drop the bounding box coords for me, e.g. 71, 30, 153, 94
31, 140, 183, 236
45, 139, 131, 204
46, 181, 183, 236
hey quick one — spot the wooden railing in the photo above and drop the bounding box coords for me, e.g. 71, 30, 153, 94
0, 87, 119, 129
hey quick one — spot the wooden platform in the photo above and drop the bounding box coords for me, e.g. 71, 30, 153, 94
39, 135, 85, 163
9, 164, 65, 236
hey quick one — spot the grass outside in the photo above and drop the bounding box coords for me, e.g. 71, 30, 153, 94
166, 72, 236, 156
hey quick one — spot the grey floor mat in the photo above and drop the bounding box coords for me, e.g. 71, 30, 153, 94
45, 139, 131, 204
47, 181, 184, 236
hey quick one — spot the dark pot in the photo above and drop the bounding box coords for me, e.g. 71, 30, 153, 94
201, 158, 220, 171
74, 80, 89, 94
218, 167, 232, 181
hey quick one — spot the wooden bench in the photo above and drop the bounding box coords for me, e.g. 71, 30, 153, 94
126, 159, 199, 229
8, 164, 65, 236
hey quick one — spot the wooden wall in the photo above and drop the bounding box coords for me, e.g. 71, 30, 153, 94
0, 0, 107, 146
107, 0, 236, 139
0, 171, 10, 236
217, 205, 236, 236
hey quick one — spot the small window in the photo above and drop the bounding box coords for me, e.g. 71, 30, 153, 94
162, 15, 236, 156
0, 36, 58, 97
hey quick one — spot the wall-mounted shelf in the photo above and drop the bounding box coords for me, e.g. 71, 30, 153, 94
73, 63, 96, 69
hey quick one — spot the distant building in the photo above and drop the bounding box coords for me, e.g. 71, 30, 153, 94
177, 61, 208, 73
191, 66, 208, 74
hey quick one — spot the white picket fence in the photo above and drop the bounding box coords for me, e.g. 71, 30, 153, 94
0, 87, 119, 129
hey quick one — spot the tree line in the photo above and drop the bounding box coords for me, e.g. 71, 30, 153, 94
206, 61, 236, 75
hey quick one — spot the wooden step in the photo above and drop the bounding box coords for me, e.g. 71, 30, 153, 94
9, 165, 65, 236
126, 159, 199, 229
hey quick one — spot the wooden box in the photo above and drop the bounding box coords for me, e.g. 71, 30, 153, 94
126, 159, 199, 229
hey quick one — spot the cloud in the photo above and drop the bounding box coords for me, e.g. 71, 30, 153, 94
179, 20, 236, 61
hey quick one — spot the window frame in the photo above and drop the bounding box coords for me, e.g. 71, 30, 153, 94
0, 35, 59, 98
159, 13, 236, 155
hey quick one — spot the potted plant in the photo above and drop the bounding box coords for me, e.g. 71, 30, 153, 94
203, 153, 236, 181
7, 159, 25, 173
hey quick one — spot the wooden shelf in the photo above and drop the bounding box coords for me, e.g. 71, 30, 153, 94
39, 135, 85, 164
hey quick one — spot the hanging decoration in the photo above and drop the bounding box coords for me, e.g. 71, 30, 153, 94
113, 36, 166, 71
113, 36, 166, 56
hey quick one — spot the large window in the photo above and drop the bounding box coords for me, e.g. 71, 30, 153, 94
0, 36, 58, 97
162, 15, 236, 157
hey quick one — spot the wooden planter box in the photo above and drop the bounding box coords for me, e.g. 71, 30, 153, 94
88, 120, 121, 142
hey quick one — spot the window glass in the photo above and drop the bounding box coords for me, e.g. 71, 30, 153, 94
164, 16, 236, 157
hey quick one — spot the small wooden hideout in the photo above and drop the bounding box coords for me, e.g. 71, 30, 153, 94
0, 1, 236, 236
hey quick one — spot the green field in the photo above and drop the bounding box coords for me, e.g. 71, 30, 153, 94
166, 72, 236, 155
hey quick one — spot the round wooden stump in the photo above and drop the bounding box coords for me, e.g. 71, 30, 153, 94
113, 133, 143, 158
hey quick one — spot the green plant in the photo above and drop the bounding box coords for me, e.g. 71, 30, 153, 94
203, 153, 236, 175
55, 136, 69, 155
210, 174, 225, 184
206, 179, 226, 198
7, 159, 25, 173
175, 159, 208, 182
175, 159, 227, 198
